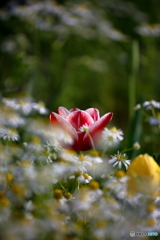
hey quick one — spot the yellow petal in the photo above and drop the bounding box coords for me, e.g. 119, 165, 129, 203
127, 154, 160, 196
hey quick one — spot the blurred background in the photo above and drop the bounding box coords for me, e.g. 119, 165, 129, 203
0, 0, 160, 154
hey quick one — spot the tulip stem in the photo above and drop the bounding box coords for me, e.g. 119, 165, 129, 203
86, 130, 96, 150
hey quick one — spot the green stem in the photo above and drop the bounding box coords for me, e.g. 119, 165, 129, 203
86, 130, 96, 150
121, 147, 134, 154
101, 147, 108, 157
58, 181, 66, 192
77, 181, 80, 190
28, 24, 40, 96
142, 111, 152, 119
151, 106, 156, 118
151, 106, 160, 132
129, 40, 139, 120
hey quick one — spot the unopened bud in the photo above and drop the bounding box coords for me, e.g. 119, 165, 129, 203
133, 142, 141, 150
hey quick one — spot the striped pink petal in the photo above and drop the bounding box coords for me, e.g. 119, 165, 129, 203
85, 108, 100, 121
58, 107, 70, 118
71, 132, 86, 151
83, 112, 113, 147
66, 110, 94, 131
50, 112, 78, 141
69, 108, 80, 113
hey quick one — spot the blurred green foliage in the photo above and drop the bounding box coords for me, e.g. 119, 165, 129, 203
1, 3, 160, 238
0, 0, 160, 154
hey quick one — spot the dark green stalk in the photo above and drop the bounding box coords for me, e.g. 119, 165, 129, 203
129, 40, 139, 120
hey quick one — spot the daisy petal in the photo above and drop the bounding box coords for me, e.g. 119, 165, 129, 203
108, 158, 116, 164
118, 161, 122, 168
113, 161, 119, 167
85, 108, 100, 121
125, 160, 130, 165
123, 162, 129, 169
58, 107, 70, 118
66, 111, 94, 131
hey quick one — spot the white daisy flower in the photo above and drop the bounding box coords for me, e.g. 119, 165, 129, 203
108, 152, 130, 169
77, 173, 93, 184
58, 149, 78, 163
5, 113, 25, 128
149, 117, 160, 126
101, 127, 123, 148
32, 101, 48, 115
78, 154, 93, 167
79, 124, 89, 132
135, 23, 160, 37
86, 150, 103, 163
143, 100, 160, 110
2, 98, 19, 110
4, 97, 34, 115
17, 100, 34, 115
45, 140, 61, 152
0, 109, 25, 128
0, 127, 19, 141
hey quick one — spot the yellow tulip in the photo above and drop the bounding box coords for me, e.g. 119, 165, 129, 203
127, 154, 160, 196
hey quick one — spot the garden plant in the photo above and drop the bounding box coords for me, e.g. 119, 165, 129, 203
0, 1, 160, 240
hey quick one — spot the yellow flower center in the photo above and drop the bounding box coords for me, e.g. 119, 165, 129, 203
65, 149, 76, 155
156, 112, 160, 118
96, 221, 107, 228
31, 136, 41, 144
89, 181, 99, 190
117, 155, 125, 161
110, 127, 118, 133
7, 172, 14, 182
0, 191, 10, 207
18, 100, 25, 105
146, 218, 156, 227
43, 151, 50, 156
115, 170, 126, 178
83, 173, 90, 179
53, 189, 63, 200
146, 203, 155, 213
38, 101, 45, 107
89, 150, 99, 157
64, 192, 72, 199
79, 155, 86, 161
108, 136, 115, 141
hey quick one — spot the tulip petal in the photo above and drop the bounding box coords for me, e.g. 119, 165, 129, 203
83, 112, 113, 148
66, 110, 94, 131
50, 112, 78, 141
85, 108, 100, 121
69, 108, 80, 112
71, 132, 86, 151
58, 107, 70, 118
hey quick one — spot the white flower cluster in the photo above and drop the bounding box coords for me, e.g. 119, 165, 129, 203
143, 100, 160, 110
0, 97, 160, 240
2, 97, 48, 115
101, 127, 123, 148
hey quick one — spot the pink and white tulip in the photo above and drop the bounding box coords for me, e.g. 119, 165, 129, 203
50, 107, 113, 151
